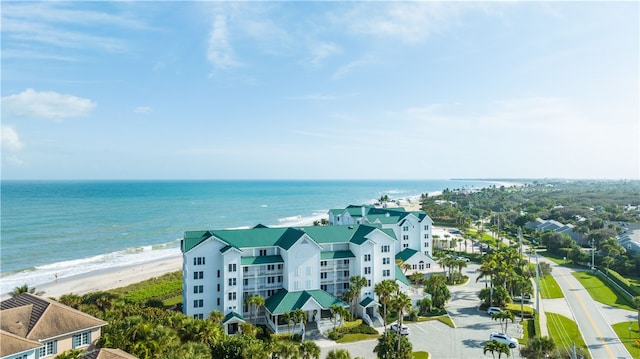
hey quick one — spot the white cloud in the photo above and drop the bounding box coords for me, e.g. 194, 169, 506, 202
1, 125, 25, 152
332, 56, 372, 80
207, 14, 241, 71
309, 41, 341, 66
2, 88, 96, 120
134, 106, 153, 114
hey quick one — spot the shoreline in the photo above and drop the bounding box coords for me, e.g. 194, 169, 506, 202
2, 183, 508, 300
1, 254, 183, 301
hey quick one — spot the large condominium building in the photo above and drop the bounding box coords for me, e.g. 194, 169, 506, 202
181, 205, 435, 335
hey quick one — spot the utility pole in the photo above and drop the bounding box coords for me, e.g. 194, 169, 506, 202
591, 239, 595, 272
535, 251, 540, 315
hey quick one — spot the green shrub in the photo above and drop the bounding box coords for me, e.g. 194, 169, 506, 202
505, 303, 535, 318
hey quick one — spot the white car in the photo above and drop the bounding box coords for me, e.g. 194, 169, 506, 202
489, 332, 518, 348
487, 306, 502, 315
390, 323, 409, 335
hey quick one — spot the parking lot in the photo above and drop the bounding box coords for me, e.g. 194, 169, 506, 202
319, 263, 523, 358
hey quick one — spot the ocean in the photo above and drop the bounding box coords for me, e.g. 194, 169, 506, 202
0, 179, 496, 294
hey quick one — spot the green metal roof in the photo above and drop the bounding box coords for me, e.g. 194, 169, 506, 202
359, 296, 377, 307
223, 311, 245, 324
241, 255, 284, 266
264, 289, 347, 315
183, 224, 394, 253
395, 265, 410, 286
320, 250, 355, 260
328, 209, 345, 215
182, 230, 212, 253
396, 248, 419, 262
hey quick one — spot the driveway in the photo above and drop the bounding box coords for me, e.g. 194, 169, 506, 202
319, 264, 523, 358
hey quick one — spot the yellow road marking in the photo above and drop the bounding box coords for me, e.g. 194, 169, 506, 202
557, 271, 616, 359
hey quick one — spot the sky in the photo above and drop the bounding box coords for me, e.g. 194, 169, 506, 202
1, 1, 638, 180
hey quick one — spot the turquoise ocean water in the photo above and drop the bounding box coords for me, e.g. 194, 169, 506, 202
0, 180, 496, 293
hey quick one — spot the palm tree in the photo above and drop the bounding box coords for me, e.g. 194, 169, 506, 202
483, 340, 500, 359
348, 275, 368, 318
491, 310, 515, 333
374, 279, 399, 331
326, 349, 351, 359
299, 340, 320, 359
330, 304, 349, 329
209, 310, 225, 324
342, 286, 357, 319
389, 291, 412, 351
10, 284, 43, 297
250, 294, 266, 324
270, 339, 299, 359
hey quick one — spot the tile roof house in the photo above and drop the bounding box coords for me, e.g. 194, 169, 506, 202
0, 293, 107, 359
182, 205, 435, 335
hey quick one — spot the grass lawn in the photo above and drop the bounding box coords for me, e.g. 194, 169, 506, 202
335, 333, 379, 343
546, 313, 590, 359
572, 271, 635, 311
412, 351, 430, 359
539, 250, 586, 270
539, 275, 564, 299
612, 321, 640, 357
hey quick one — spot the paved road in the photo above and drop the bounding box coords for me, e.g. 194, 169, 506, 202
548, 261, 632, 359
319, 264, 522, 358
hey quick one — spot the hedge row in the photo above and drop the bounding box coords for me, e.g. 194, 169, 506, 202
601, 268, 640, 298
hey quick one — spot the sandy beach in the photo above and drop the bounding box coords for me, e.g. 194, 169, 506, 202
11, 254, 184, 300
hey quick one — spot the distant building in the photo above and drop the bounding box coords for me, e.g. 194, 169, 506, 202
181, 205, 436, 335
525, 218, 584, 243
0, 293, 107, 359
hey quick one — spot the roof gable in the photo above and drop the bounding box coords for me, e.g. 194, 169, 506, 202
0, 330, 42, 357
264, 289, 347, 315
0, 293, 106, 341
396, 248, 419, 262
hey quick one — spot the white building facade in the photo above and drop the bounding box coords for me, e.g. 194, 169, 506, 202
182, 205, 435, 334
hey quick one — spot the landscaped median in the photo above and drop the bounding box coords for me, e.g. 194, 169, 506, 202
546, 313, 590, 359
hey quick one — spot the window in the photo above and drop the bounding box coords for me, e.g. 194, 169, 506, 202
412, 264, 417, 270
383, 269, 390, 277
259, 249, 267, 256
427, 263, 431, 269
268, 289, 275, 296
383, 257, 390, 265
228, 263, 237, 272
424, 234, 429, 239
244, 267, 248, 272
403, 243, 409, 248
321, 260, 327, 267
217, 298, 220, 306
424, 242, 429, 247
364, 267, 371, 275
381, 245, 390, 253
194, 313, 203, 319
278, 276, 283, 282
218, 270, 221, 277
268, 276, 275, 283
194, 299, 204, 308
194, 257, 205, 265
367, 279, 371, 286
193, 271, 203, 280
72, 332, 90, 348
403, 226, 409, 232
217, 284, 220, 292
403, 235, 409, 240
321, 284, 327, 291
278, 264, 283, 270
321, 272, 327, 279
344, 270, 349, 277
244, 278, 249, 286
228, 278, 237, 286
268, 264, 275, 271
424, 225, 429, 230
228, 292, 237, 300
343, 283, 349, 289
194, 285, 204, 294
38, 341, 57, 357
364, 254, 371, 262
343, 259, 349, 265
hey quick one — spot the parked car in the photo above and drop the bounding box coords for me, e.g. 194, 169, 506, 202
489, 332, 518, 348
487, 306, 502, 315
390, 323, 410, 335
455, 256, 470, 262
